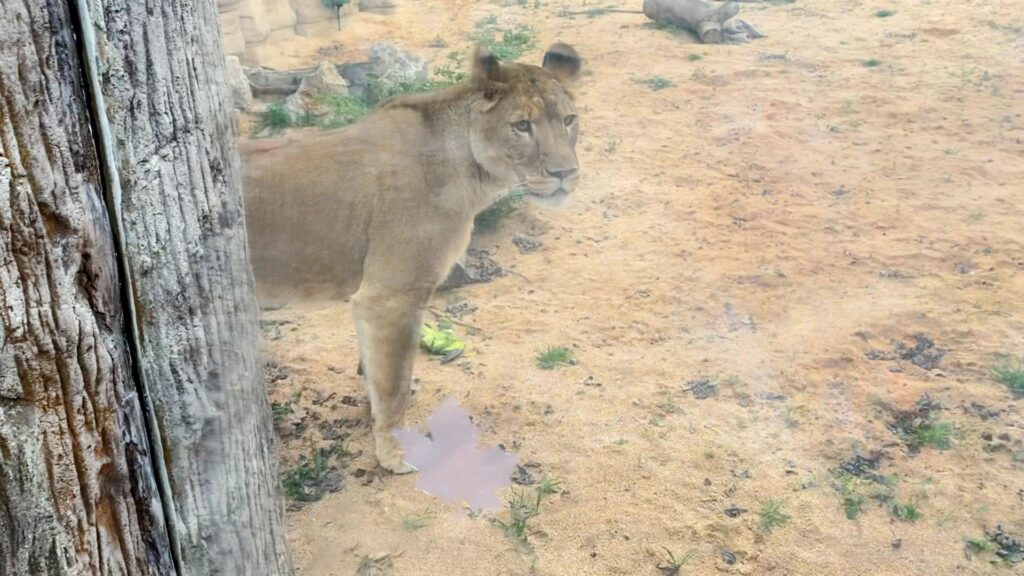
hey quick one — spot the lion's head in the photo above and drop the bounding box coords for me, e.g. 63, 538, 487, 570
468, 43, 582, 207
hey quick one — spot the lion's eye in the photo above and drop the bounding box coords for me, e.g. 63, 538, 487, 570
564, 115, 577, 127
513, 120, 532, 134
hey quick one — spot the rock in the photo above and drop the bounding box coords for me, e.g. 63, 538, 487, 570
339, 42, 428, 102
224, 55, 253, 110
438, 249, 504, 291
216, 0, 297, 63
283, 61, 350, 123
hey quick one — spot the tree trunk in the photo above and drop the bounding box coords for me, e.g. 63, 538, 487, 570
1, 0, 292, 574
0, 1, 173, 574
87, 0, 293, 574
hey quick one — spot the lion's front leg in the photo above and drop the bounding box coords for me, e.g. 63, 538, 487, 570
351, 287, 428, 474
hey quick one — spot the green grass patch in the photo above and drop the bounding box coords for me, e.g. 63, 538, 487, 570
281, 442, 349, 503
469, 22, 537, 61
537, 476, 563, 498
759, 498, 791, 532
658, 547, 697, 575
842, 495, 865, 520
874, 9, 895, 17
898, 420, 956, 450
314, 93, 370, 129
687, 53, 703, 61
402, 508, 436, 531
992, 358, 1024, 396
863, 58, 883, 68
634, 75, 676, 91
536, 346, 573, 369
493, 489, 541, 549
254, 101, 298, 136
890, 501, 922, 522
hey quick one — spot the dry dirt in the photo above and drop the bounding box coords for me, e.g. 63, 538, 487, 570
244, 0, 1024, 574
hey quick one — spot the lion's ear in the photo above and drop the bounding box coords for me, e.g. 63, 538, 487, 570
542, 42, 581, 83
472, 47, 503, 99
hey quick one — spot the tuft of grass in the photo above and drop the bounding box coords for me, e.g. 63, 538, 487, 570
890, 501, 922, 522
271, 401, 293, 424
874, 9, 895, 17
966, 537, 995, 553
992, 358, 1024, 396
254, 101, 298, 136
474, 185, 526, 230
537, 476, 563, 499
658, 547, 697, 576
281, 443, 347, 503
687, 53, 703, 61
863, 58, 882, 68
469, 22, 537, 61
843, 495, 865, 520
402, 508, 436, 531
493, 489, 541, 548
759, 498, 791, 533
604, 136, 622, 154
900, 421, 955, 450
428, 35, 448, 48
536, 346, 573, 369
633, 75, 676, 91
889, 400, 957, 451
314, 93, 370, 129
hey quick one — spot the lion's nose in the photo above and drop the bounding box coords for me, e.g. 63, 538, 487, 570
546, 167, 578, 181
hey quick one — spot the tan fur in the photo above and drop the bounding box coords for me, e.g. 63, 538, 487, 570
241, 45, 583, 472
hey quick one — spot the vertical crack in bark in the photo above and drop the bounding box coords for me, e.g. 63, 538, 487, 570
65, 0, 183, 572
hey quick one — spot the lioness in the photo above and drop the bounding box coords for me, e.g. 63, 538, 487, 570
241, 44, 583, 472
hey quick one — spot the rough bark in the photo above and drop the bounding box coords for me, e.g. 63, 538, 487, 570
0, 1, 173, 574
88, 0, 293, 574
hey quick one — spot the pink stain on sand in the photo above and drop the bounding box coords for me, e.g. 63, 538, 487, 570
393, 398, 517, 511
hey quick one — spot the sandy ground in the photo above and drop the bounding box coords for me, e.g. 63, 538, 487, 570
243, 0, 1024, 574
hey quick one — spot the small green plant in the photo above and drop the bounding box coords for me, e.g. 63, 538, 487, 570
687, 53, 703, 61
759, 498, 791, 533
271, 401, 293, 424
537, 476, 563, 499
874, 9, 895, 17
604, 136, 622, 154
469, 22, 537, 61
254, 101, 297, 136
842, 495, 865, 520
904, 421, 956, 450
966, 537, 995, 553
493, 489, 541, 548
863, 58, 882, 68
314, 93, 369, 129
634, 75, 676, 91
992, 358, 1024, 396
281, 444, 345, 503
474, 185, 526, 230
402, 508, 436, 531
658, 547, 696, 575
536, 346, 573, 369
890, 501, 922, 522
